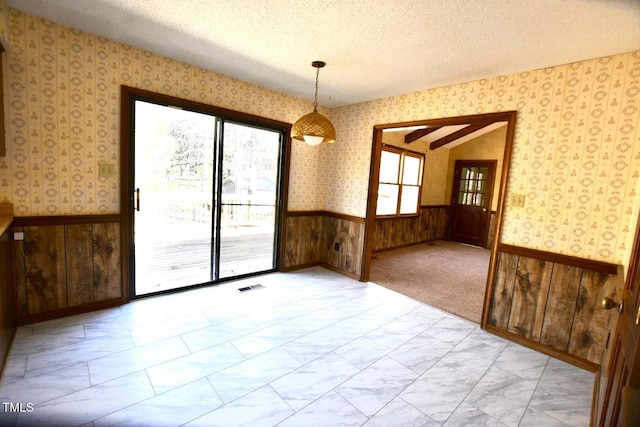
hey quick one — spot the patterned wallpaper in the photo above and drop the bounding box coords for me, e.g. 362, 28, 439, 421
2, 9, 640, 266
1, 9, 321, 216
329, 51, 640, 265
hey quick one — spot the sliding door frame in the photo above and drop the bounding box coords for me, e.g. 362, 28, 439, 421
120, 86, 292, 301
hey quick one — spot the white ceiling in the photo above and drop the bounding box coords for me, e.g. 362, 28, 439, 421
7, 0, 640, 108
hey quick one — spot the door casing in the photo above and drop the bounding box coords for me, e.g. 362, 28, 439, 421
362, 111, 518, 331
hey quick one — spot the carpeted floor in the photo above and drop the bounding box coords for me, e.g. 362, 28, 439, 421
369, 240, 490, 323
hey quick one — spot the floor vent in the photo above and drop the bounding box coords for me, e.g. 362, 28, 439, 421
238, 284, 264, 292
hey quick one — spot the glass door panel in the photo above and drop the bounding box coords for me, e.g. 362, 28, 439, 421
218, 122, 280, 279
134, 101, 215, 295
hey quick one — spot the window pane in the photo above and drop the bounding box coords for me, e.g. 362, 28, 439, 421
402, 156, 421, 185
458, 166, 489, 206
379, 151, 400, 183
377, 183, 399, 215
400, 185, 419, 214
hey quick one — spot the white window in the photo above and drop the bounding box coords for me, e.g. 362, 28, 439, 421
376, 146, 423, 217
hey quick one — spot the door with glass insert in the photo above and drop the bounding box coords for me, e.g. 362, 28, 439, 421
449, 160, 496, 247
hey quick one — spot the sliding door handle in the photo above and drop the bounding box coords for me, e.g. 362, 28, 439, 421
134, 188, 140, 211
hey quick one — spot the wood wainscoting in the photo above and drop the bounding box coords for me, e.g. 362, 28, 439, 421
485, 243, 622, 370
283, 211, 323, 270
0, 222, 15, 376
283, 211, 365, 278
373, 205, 449, 252
12, 216, 123, 325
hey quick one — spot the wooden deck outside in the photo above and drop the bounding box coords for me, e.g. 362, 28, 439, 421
133, 197, 278, 296
135, 228, 275, 295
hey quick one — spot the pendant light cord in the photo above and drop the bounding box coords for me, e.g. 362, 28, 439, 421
313, 66, 319, 112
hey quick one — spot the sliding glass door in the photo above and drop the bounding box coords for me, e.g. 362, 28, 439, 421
218, 122, 281, 279
129, 96, 284, 297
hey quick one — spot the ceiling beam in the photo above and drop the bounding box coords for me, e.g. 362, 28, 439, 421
429, 122, 493, 150
404, 127, 441, 144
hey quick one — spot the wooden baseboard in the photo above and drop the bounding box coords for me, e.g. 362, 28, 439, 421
485, 324, 599, 373
17, 298, 124, 326
320, 263, 361, 281
280, 261, 322, 272
372, 239, 440, 254
281, 261, 360, 281
0, 327, 16, 383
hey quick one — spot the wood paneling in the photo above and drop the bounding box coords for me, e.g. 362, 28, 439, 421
507, 257, 553, 340
323, 215, 365, 276
283, 211, 365, 277
284, 214, 323, 268
421, 206, 450, 242
487, 244, 622, 366
373, 206, 449, 252
12, 219, 122, 323
490, 251, 518, 329
540, 265, 582, 350
568, 270, 619, 363
0, 227, 15, 377
66, 225, 94, 306
21, 225, 67, 314
93, 222, 121, 301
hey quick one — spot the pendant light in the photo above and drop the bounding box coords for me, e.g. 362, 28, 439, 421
291, 61, 336, 145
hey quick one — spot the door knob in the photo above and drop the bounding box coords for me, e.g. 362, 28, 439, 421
602, 297, 623, 313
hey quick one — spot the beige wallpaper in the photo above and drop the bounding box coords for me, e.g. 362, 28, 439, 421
2, 9, 640, 267
329, 51, 640, 265
1, 9, 323, 216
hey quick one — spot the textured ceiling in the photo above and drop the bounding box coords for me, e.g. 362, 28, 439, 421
7, 0, 640, 108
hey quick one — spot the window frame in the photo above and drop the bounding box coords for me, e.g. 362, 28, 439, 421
376, 145, 424, 218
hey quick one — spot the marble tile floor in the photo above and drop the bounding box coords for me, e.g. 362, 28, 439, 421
0, 267, 594, 426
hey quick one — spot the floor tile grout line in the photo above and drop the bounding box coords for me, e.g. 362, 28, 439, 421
523, 357, 552, 421
1, 269, 595, 426
436, 330, 511, 426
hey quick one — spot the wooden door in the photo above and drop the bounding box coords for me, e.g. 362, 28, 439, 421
594, 218, 640, 426
449, 160, 496, 247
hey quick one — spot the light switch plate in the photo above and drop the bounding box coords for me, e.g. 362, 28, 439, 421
511, 193, 525, 207
98, 163, 115, 178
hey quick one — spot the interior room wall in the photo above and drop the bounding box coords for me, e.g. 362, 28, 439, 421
0, 9, 325, 216
329, 51, 640, 269
2, 8, 640, 272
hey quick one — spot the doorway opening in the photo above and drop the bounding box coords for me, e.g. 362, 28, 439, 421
362, 111, 517, 326
121, 87, 291, 298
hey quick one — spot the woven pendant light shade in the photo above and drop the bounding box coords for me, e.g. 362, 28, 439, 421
292, 60, 336, 145
291, 110, 336, 144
